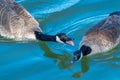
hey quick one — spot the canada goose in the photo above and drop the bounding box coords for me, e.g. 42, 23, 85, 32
0, 0, 74, 46
72, 11, 120, 62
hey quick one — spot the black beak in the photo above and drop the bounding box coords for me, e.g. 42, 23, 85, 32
71, 50, 83, 63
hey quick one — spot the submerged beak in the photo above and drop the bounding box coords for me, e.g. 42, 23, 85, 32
71, 55, 78, 63
71, 51, 83, 63
66, 41, 74, 46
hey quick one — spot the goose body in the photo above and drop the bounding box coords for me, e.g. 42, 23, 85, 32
0, 0, 74, 46
73, 12, 120, 62
0, 0, 40, 40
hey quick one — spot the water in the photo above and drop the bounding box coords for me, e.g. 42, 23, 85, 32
0, 0, 120, 80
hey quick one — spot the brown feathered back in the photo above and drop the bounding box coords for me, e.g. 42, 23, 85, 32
0, 0, 41, 40
80, 14, 120, 55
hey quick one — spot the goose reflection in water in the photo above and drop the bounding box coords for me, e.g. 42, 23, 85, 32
38, 40, 120, 78
37, 41, 89, 78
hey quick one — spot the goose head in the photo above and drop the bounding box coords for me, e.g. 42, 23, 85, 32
72, 45, 92, 63
55, 33, 74, 46
34, 31, 74, 46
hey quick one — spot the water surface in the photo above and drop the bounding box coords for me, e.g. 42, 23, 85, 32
0, 0, 120, 80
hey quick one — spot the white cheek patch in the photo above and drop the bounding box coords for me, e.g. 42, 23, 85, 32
79, 52, 83, 60
56, 36, 64, 43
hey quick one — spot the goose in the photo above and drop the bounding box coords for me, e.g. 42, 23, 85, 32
0, 0, 74, 46
72, 11, 120, 62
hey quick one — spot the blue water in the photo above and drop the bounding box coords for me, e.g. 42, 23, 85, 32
0, 0, 120, 80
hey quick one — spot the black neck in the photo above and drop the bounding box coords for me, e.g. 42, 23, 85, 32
34, 31, 56, 42
80, 45, 92, 56
109, 11, 120, 16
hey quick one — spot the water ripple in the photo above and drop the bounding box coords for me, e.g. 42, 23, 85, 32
15, 0, 26, 3
33, 0, 80, 14
53, 14, 108, 35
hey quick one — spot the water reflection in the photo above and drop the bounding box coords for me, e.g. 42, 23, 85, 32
71, 45, 120, 78
38, 40, 120, 79
38, 41, 90, 78
72, 57, 89, 78
38, 41, 73, 69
